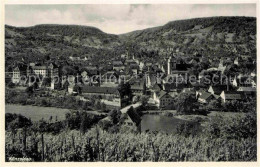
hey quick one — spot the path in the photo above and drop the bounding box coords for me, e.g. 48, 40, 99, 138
120, 102, 142, 114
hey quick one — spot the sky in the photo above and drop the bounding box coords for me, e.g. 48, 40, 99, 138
5, 4, 256, 34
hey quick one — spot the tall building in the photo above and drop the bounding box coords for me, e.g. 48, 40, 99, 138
11, 64, 27, 84
167, 56, 176, 75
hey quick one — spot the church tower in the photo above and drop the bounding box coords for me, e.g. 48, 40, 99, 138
167, 56, 176, 75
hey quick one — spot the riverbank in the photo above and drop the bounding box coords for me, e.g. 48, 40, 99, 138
141, 109, 246, 129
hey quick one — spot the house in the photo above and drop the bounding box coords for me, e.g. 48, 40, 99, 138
251, 78, 256, 88
234, 57, 239, 65
220, 91, 242, 103
123, 108, 141, 132
81, 70, 88, 78
121, 54, 127, 59
162, 82, 186, 94
167, 56, 189, 75
198, 70, 206, 81
217, 61, 226, 74
145, 62, 153, 71
86, 66, 98, 75
139, 62, 145, 71
250, 70, 256, 77
82, 56, 88, 61
196, 88, 206, 99
50, 76, 61, 90
182, 88, 194, 93
151, 83, 163, 99
81, 86, 121, 107
198, 92, 214, 104
125, 59, 137, 66
130, 79, 146, 96
238, 76, 252, 87
27, 63, 59, 78
232, 77, 238, 87
12, 65, 27, 84
154, 90, 174, 109
67, 75, 76, 85
12, 67, 21, 84
240, 55, 251, 61
145, 72, 162, 88
191, 82, 207, 90
100, 71, 119, 86
237, 87, 256, 92
232, 76, 252, 87
208, 85, 229, 95
151, 83, 163, 93
81, 85, 120, 98
81, 71, 90, 85
113, 61, 125, 71
129, 64, 139, 75
68, 84, 80, 95
69, 56, 80, 61
237, 87, 256, 97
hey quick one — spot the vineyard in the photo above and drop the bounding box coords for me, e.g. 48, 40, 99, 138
5, 127, 257, 162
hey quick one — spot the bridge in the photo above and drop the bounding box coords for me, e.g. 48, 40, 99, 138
120, 102, 142, 114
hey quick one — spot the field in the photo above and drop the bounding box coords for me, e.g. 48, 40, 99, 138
5, 129, 257, 162
5, 104, 70, 122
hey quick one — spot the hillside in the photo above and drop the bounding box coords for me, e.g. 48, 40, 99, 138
5, 24, 122, 70
5, 17, 256, 70
120, 16, 256, 61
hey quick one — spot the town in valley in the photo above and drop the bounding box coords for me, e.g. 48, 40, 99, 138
5, 14, 257, 162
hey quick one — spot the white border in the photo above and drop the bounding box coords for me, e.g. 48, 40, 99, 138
0, 0, 259, 167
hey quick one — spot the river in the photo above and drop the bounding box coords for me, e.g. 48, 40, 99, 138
141, 114, 200, 134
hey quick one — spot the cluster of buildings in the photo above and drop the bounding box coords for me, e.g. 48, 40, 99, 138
9, 49, 256, 110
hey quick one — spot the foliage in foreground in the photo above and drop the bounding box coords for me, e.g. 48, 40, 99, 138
5, 127, 256, 162
5, 105, 257, 162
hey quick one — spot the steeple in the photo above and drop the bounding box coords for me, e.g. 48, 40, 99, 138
167, 56, 176, 75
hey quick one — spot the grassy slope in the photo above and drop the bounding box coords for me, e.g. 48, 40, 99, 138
120, 16, 256, 58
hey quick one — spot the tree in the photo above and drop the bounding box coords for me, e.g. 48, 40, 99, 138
73, 85, 82, 94
101, 103, 106, 112
94, 100, 101, 110
41, 77, 51, 87
80, 113, 90, 134
49, 116, 53, 123
207, 98, 222, 110
7, 82, 16, 88
108, 109, 121, 124
6, 113, 32, 130
176, 92, 198, 115
118, 83, 131, 98
98, 119, 113, 132
25, 86, 34, 95
62, 66, 76, 75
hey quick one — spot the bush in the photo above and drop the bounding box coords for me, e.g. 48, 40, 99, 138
204, 109, 256, 139
176, 121, 200, 137
176, 92, 199, 115
65, 110, 105, 131
7, 82, 16, 88
5, 113, 32, 130
98, 119, 113, 131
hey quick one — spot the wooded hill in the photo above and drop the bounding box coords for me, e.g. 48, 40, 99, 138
5, 16, 256, 70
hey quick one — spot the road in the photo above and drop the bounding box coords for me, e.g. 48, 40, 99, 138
120, 102, 142, 114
